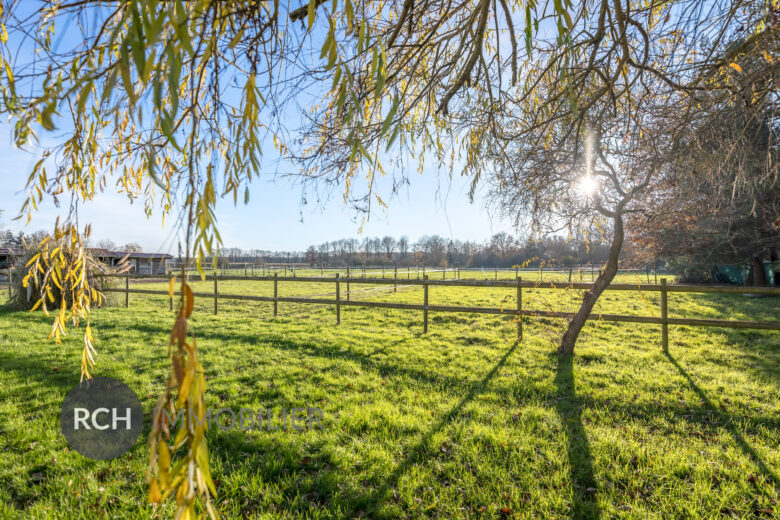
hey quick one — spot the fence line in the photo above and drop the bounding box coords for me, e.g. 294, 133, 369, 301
99, 274, 780, 347
168, 264, 665, 283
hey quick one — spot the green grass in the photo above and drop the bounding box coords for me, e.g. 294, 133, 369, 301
0, 278, 778, 519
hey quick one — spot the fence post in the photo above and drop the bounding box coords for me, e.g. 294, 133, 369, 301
335, 273, 341, 325
443, 268, 446, 280
516, 275, 522, 342
495, 268, 498, 280
273, 273, 278, 316
568, 268, 572, 283
457, 266, 460, 279
423, 274, 429, 334
346, 266, 350, 301
661, 278, 668, 352
394, 267, 398, 293
125, 274, 129, 308
213, 273, 218, 315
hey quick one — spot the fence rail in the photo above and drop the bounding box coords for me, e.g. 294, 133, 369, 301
167, 263, 669, 283
98, 274, 780, 347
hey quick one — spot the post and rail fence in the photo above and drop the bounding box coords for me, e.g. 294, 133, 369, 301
97, 273, 780, 348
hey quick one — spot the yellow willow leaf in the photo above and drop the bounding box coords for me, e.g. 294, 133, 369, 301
158, 441, 171, 487
168, 276, 176, 299
30, 299, 43, 311
184, 284, 194, 318
148, 478, 162, 503
173, 423, 188, 450
205, 501, 220, 520
196, 440, 217, 496
728, 62, 742, 73
177, 370, 194, 408
175, 477, 189, 503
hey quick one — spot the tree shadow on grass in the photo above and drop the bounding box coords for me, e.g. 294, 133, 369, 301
664, 350, 780, 490
354, 341, 519, 516
97, 321, 512, 394
709, 326, 780, 387
554, 353, 600, 519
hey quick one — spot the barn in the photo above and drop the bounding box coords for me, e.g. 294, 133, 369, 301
0, 247, 172, 274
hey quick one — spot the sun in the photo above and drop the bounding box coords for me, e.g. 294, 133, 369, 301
577, 175, 599, 197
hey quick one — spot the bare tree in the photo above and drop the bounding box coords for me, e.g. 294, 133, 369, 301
96, 239, 117, 251
381, 236, 397, 261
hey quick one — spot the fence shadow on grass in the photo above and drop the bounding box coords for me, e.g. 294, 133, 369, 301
554, 353, 600, 519
664, 350, 780, 490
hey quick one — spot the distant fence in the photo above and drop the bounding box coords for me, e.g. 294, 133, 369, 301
99, 273, 780, 348
167, 263, 667, 284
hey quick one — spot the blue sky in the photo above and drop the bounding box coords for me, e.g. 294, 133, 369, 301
0, 128, 515, 253
0, 3, 518, 254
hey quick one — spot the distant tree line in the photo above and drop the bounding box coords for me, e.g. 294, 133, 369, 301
202, 232, 615, 269
0, 229, 48, 248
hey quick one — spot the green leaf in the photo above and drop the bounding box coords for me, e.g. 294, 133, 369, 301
357, 140, 371, 162
167, 45, 180, 114
101, 68, 117, 105
119, 48, 135, 104
374, 68, 385, 99
130, 5, 146, 79
174, 0, 193, 56
308, 0, 317, 29
77, 81, 92, 116
385, 124, 401, 151
381, 95, 399, 136
229, 27, 245, 50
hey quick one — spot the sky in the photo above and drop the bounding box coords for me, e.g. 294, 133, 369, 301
0, 2, 520, 255
0, 129, 516, 254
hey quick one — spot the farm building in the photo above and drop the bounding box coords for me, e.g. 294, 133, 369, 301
0, 247, 172, 274
712, 262, 777, 286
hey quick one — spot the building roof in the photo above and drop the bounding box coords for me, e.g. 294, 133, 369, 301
120, 251, 173, 259
0, 247, 171, 259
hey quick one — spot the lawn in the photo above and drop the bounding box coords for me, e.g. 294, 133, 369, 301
0, 277, 778, 519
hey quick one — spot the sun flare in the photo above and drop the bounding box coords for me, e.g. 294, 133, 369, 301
577, 175, 599, 197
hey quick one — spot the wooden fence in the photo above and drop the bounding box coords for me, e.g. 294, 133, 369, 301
169, 263, 664, 284
99, 273, 780, 347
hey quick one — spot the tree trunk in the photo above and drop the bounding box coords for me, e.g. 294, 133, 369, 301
751, 257, 768, 287
558, 213, 624, 355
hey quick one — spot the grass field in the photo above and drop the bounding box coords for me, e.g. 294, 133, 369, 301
0, 275, 778, 519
